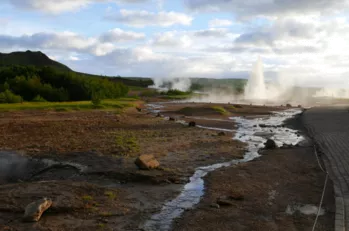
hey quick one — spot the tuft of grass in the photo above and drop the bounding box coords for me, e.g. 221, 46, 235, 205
0, 99, 137, 111
139, 89, 159, 97
97, 223, 106, 229
211, 106, 229, 115
82, 195, 93, 201
104, 191, 117, 200
115, 131, 140, 157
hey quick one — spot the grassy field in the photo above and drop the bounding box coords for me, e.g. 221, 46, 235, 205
0, 98, 139, 111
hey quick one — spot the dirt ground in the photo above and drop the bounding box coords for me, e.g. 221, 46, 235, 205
173, 116, 335, 231
0, 102, 335, 230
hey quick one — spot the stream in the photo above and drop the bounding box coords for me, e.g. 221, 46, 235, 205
143, 107, 304, 231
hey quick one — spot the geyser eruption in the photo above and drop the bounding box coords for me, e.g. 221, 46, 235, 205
244, 57, 267, 100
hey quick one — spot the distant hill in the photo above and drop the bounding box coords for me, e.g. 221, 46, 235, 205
0, 51, 154, 88
0, 51, 71, 71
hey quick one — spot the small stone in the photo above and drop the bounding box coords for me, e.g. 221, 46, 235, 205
264, 139, 277, 149
23, 198, 52, 222
216, 197, 234, 206
169, 117, 176, 121
135, 154, 160, 170
210, 203, 220, 209
188, 121, 196, 127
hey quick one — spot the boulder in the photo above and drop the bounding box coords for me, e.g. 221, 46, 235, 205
135, 154, 160, 170
188, 121, 196, 127
23, 198, 52, 222
264, 139, 277, 149
216, 197, 233, 206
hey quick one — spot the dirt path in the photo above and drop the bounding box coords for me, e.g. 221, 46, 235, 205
303, 106, 349, 231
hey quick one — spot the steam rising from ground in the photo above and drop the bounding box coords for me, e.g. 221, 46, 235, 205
151, 58, 349, 106
151, 77, 191, 92
244, 57, 266, 100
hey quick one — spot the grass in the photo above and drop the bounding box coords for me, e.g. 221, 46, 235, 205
82, 195, 94, 201
115, 131, 140, 157
162, 94, 192, 100
211, 106, 229, 115
0, 99, 137, 111
104, 191, 117, 200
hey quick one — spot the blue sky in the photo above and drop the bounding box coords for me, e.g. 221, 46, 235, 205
1, 0, 349, 87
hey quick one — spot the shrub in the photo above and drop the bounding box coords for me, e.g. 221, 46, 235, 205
0, 90, 23, 103
32, 95, 47, 102
91, 91, 102, 106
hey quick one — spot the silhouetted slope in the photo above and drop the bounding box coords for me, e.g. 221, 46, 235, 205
0, 50, 71, 71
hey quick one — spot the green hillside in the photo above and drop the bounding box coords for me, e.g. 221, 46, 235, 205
0, 51, 71, 71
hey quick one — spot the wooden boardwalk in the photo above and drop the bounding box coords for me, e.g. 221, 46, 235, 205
303, 107, 349, 231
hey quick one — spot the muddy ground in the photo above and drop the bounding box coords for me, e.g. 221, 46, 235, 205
0, 102, 335, 230
173, 142, 335, 231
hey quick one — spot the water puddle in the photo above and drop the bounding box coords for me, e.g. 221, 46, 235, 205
286, 204, 325, 216
143, 108, 303, 231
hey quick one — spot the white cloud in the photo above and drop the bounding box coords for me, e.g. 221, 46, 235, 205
184, 0, 349, 18
209, 19, 233, 27
6, 0, 150, 14
0, 31, 116, 56
69, 46, 241, 78
105, 9, 193, 27
194, 28, 230, 37
99, 28, 145, 43
150, 31, 192, 48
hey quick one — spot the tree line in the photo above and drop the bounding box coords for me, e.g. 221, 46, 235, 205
0, 66, 129, 103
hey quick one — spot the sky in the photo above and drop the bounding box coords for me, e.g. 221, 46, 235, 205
1, 0, 349, 87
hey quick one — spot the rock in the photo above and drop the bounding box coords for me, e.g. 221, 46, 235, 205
259, 124, 267, 128
210, 203, 220, 209
216, 197, 234, 206
286, 103, 292, 107
136, 107, 142, 112
264, 139, 277, 149
188, 121, 196, 127
23, 198, 52, 222
156, 113, 162, 117
297, 105, 302, 108
229, 192, 244, 201
169, 117, 176, 121
135, 154, 160, 170
217, 132, 226, 136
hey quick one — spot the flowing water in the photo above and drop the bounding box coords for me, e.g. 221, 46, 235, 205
143, 108, 304, 231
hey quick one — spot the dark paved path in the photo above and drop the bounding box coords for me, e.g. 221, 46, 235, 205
303, 106, 349, 231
